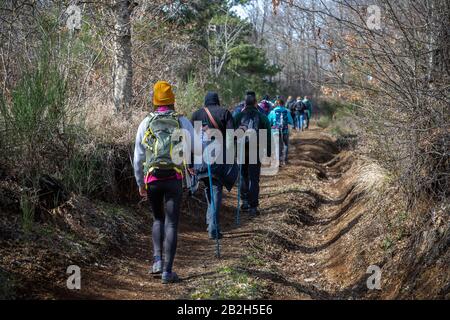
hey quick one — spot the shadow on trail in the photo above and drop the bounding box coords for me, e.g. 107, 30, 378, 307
255, 214, 363, 254
297, 137, 338, 150
262, 186, 355, 206
280, 191, 362, 227
240, 267, 375, 300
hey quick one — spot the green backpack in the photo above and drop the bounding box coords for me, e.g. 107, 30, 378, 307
141, 111, 183, 178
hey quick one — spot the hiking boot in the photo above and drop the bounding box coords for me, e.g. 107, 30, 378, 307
249, 207, 260, 218
150, 259, 162, 274
162, 271, 180, 284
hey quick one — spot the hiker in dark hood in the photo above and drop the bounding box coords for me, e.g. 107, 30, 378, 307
191, 91, 236, 240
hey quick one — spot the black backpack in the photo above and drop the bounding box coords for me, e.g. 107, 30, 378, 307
238, 109, 261, 134
237, 109, 261, 163
287, 100, 295, 111
295, 101, 305, 113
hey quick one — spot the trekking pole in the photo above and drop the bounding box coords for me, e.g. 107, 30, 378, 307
183, 163, 193, 215
205, 145, 220, 259
235, 138, 244, 226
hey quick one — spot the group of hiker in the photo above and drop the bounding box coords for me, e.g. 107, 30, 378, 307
286, 95, 313, 131
133, 81, 313, 284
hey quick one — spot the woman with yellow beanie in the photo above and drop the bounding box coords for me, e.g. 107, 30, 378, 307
133, 81, 196, 284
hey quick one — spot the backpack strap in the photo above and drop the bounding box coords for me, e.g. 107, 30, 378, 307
204, 107, 220, 130
142, 115, 154, 147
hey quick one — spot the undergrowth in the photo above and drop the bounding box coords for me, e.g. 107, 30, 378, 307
190, 266, 265, 300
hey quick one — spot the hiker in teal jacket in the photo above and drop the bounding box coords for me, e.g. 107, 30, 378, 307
268, 99, 293, 166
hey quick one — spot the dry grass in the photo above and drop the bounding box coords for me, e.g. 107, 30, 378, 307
353, 160, 390, 200
83, 100, 147, 145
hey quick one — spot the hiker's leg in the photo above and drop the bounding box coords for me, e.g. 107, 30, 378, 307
147, 183, 165, 259
306, 112, 310, 128
248, 163, 261, 208
212, 179, 223, 235
241, 164, 249, 202
283, 133, 289, 162
278, 131, 284, 162
205, 178, 223, 237
294, 114, 297, 130
162, 179, 183, 273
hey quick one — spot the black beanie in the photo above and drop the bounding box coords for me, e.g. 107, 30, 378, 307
246, 90, 256, 98
204, 91, 220, 107
245, 94, 256, 106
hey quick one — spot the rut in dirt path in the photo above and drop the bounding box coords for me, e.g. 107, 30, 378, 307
250, 128, 381, 300
61, 127, 365, 300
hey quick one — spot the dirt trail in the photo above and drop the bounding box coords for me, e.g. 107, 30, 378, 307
62, 126, 371, 300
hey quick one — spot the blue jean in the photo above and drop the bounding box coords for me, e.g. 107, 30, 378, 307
241, 163, 261, 208
295, 113, 304, 130
291, 112, 297, 129
203, 178, 223, 236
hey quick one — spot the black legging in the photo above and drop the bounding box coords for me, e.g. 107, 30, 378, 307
147, 179, 182, 273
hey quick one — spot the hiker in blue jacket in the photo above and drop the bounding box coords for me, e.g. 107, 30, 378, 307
232, 100, 245, 117
268, 98, 293, 166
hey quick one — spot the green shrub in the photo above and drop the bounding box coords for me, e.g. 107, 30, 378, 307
0, 43, 90, 195
20, 192, 36, 234
64, 149, 104, 196
190, 266, 264, 299
317, 98, 353, 118
0, 49, 72, 181
0, 51, 127, 199
208, 74, 276, 107
175, 76, 205, 117
315, 98, 356, 137
317, 116, 332, 128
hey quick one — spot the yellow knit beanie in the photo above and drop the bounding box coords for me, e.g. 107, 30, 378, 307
153, 81, 175, 106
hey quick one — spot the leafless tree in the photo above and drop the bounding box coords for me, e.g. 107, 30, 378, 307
266, 0, 449, 203
206, 10, 248, 78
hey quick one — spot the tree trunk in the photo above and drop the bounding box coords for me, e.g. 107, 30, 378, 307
431, 0, 450, 81
113, 0, 133, 113
259, 1, 268, 46
311, 0, 320, 97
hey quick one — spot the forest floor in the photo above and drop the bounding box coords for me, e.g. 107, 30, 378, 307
2, 126, 447, 299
